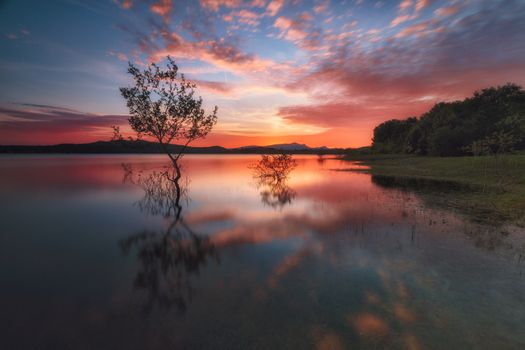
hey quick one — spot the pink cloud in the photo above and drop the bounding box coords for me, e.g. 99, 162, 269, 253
266, 0, 284, 16
150, 0, 172, 21
395, 21, 431, 37
251, 0, 266, 7
199, 0, 243, 11
274, 16, 294, 31
150, 32, 282, 76
434, 6, 459, 17
108, 50, 128, 61
390, 13, 415, 27
391, 0, 429, 27
225, 9, 262, 26
273, 15, 318, 48
299, 11, 313, 21
278, 101, 431, 129
191, 79, 235, 95
415, 0, 429, 13
398, 0, 412, 11
314, 0, 330, 14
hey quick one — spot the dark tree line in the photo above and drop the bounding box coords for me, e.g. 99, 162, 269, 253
372, 83, 525, 156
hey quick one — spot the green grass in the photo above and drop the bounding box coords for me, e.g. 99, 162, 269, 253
343, 154, 525, 225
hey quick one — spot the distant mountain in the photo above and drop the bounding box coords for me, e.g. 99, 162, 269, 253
235, 142, 330, 151
267, 143, 319, 151
0, 140, 347, 154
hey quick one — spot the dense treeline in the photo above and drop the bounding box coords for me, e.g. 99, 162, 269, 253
372, 83, 525, 156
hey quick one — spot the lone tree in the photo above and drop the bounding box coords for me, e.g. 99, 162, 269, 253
120, 57, 218, 163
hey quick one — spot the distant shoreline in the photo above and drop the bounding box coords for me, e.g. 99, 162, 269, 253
0, 140, 349, 155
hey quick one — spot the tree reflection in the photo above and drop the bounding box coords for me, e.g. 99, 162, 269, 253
120, 161, 218, 313
249, 154, 297, 209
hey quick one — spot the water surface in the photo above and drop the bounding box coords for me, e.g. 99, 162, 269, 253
0, 155, 524, 349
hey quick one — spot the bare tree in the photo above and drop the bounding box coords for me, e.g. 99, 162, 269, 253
120, 56, 218, 163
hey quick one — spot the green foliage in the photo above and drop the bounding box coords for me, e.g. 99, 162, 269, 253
372, 117, 417, 153
371, 83, 525, 156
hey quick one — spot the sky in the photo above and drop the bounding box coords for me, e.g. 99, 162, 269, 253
1, 0, 525, 148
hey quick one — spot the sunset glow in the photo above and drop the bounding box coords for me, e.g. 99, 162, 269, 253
1, 0, 525, 147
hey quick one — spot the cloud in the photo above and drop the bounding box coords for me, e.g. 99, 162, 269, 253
398, 0, 412, 11
114, 0, 133, 9
278, 101, 431, 130
4, 28, 30, 40
191, 79, 235, 95
415, 0, 430, 13
434, 6, 458, 17
0, 105, 128, 145
395, 20, 434, 38
251, 0, 266, 7
314, 0, 330, 14
199, 0, 243, 11
272, 15, 325, 51
390, 0, 430, 27
13, 103, 80, 112
274, 16, 308, 41
150, 0, 172, 21
151, 32, 280, 75
390, 13, 416, 27
374, 1, 384, 9
108, 50, 128, 61
224, 9, 262, 26
266, 0, 284, 16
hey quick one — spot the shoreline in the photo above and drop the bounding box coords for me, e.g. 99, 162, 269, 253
341, 154, 525, 225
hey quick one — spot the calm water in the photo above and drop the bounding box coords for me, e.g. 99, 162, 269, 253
0, 154, 524, 349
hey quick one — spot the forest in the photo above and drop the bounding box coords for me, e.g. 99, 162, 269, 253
372, 83, 525, 156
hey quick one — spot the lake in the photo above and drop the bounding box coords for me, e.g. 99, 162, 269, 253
0, 154, 524, 349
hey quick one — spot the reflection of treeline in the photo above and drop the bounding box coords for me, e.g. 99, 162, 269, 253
372, 83, 525, 156
371, 175, 474, 193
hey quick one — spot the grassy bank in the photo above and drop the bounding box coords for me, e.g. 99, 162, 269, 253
343, 154, 525, 225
